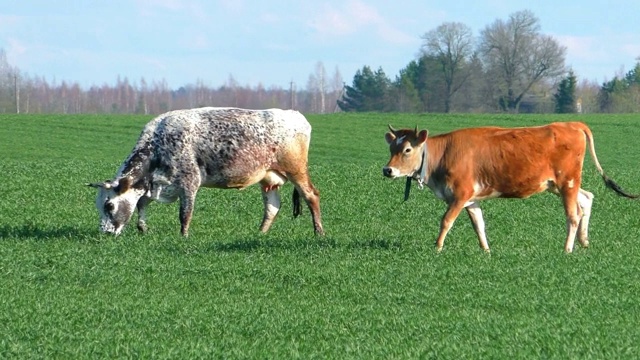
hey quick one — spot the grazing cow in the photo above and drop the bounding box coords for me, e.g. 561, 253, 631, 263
88, 107, 324, 237
382, 122, 638, 253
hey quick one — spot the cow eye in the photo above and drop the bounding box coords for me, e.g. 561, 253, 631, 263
104, 201, 115, 213
404, 147, 412, 154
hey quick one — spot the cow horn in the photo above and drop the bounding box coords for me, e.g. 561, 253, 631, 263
388, 124, 397, 133
86, 182, 103, 188
414, 125, 419, 135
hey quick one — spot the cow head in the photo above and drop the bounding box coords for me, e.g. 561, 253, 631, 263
87, 177, 146, 235
383, 125, 428, 179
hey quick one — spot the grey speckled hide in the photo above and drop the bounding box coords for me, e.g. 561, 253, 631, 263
88, 107, 324, 237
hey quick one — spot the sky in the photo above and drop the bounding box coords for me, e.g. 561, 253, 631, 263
1, 0, 639, 90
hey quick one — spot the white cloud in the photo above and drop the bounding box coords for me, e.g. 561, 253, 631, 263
0, 15, 22, 32
347, 0, 383, 24
260, 12, 280, 24
217, 0, 244, 13
7, 38, 27, 58
554, 33, 640, 82
556, 35, 608, 62
136, 0, 184, 11
621, 42, 640, 59
184, 34, 209, 50
307, 0, 414, 45
135, 0, 207, 21
307, 5, 354, 37
262, 42, 291, 52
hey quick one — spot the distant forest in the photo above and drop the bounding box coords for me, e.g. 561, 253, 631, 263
0, 50, 344, 115
1, 10, 639, 115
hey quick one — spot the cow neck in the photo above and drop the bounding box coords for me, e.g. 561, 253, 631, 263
117, 142, 152, 187
404, 140, 428, 201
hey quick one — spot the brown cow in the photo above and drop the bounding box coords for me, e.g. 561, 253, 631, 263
382, 122, 638, 253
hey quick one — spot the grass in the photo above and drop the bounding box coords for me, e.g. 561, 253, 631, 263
1, 112, 640, 358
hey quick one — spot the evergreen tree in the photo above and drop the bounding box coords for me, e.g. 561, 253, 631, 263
598, 76, 627, 112
624, 62, 640, 86
389, 70, 421, 112
417, 55, 447, 112
396, 60, 425, 111
554, 70, 577, 113
336, 70, 365, 112
337, 66, 391, 112
598, 61, 640, 113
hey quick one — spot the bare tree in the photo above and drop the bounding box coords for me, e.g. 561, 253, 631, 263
421, 22, 474, 112
307, 61, 328, 113
306, 74, 318, 113
479, 10, 566, 112
330, 66, 343, 112
14, 73, 19, 113
139, 77, 149, 114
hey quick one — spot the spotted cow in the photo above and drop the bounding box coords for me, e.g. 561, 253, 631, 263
88, 107, 324, 236
383, 122, 638, 253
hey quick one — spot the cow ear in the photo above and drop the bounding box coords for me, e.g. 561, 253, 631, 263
385, 131, 397, 144
417, 130, 429, 143
116, 177, 132, 194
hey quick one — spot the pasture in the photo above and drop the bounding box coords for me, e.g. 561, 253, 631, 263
1, 112, 640, 358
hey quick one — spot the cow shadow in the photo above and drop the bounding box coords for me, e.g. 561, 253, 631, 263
205, 237, 402, 253
347, 238, 403, 251
0, 224, 93, 241
209, 239, 265, 252
207, 236, 339, 253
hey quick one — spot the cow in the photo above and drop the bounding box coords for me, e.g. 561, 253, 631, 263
88, 107, 324, 237
382, 122, 638, 253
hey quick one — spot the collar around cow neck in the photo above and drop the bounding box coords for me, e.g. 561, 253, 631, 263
404, 141, 428, 201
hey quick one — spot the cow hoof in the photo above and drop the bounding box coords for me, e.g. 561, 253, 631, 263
137, 223, 148, 233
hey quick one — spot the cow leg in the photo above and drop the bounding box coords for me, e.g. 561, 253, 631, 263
561, 188, 582, 253
435, 200, 467, 252
465, 202, 490, 252
288, 172, 324, 235
136, 196, 152, 233
260, 186, 281, 233
177, 170, 201, 237
178, 190, 197, 237
577, 188, 594, 248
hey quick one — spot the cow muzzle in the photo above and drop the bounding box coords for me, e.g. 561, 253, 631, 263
100, 221, 124, 236
382, 166, 401, 178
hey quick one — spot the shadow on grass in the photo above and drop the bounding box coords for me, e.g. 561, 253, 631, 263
211, 239, 269, 252
347, 238, 403, 250
209, 236, 339, 253
157, 235, 342, 255
159, 236, 405, 255
0, 224, 93, 241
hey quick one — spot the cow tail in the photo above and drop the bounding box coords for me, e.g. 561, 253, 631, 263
583, 125, 640, 199
292, 188, 302, 217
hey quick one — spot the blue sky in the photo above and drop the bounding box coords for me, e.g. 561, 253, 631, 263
1, 0, 639, 89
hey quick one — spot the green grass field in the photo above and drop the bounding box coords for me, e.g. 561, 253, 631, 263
1, 112, 640, 358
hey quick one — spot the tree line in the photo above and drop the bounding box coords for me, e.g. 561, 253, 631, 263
0, 52, 344, 115
1, 9, 638, 115
338, 10, 640, 114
